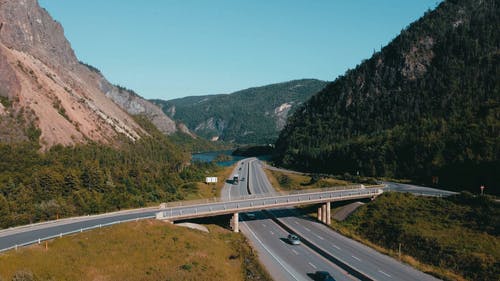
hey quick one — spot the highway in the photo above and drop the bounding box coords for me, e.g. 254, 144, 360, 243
0, 208, 158, 252
238, 158, 441, 281
223, 159, 358, 281
382, 181, 458, 197
271, 208, 438, 281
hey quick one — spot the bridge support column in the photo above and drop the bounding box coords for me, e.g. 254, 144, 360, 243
231, 212, 239, 233
317, 202, 331, 225
323, 204, 328, 224
325, 202, 331, 225
321, 204, 326, 223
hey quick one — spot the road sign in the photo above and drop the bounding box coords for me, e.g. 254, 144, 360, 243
205, 177, 218, 184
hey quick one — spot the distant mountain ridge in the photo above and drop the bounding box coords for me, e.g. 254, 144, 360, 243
0, 0, 179, 148
274, 0, 499, 192
152, 79, 328, 144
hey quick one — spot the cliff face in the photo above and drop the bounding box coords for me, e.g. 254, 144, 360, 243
0, 0, 178, 148
0, 0, 77, 70
102, 82, 177, 135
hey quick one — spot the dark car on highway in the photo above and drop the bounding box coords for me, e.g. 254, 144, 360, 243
314, 271, 335, 281
287, 234, 301, 245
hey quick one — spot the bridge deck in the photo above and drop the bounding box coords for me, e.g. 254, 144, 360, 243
156, 186, 383, 221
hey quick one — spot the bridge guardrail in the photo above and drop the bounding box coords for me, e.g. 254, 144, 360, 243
162, 184, 385, 208
158, 187, 383, 220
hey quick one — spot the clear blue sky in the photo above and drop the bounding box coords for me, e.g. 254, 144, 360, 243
39, 0, 440, 100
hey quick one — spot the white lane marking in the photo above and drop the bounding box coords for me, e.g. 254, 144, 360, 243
294, 221, 299, 225
270, 231, 274, 235
332, 244, 341, 250
308, 262, 317, 269
304, 227, 311, 232
243, 224, 301, 281
316, 235, 324, 240
379, 270, 392, 278
291, 249, 299, 255
351, 255, 361, 261
262, 223, 266, 227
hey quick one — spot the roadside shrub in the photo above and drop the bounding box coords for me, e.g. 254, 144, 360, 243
11, 270, 34, 281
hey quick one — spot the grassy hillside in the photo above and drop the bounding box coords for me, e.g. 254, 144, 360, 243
263, 169, 351, 192
152, 79, 327, 144
274, 0, 499, 194
0, 220, 271, 281
331, 192, 499, 281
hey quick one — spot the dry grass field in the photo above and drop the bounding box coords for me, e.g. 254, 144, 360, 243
263, 169, 351, 192
0, 220, 270, 281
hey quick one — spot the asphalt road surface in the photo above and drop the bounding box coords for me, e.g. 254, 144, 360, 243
381, 181, 457, 197
0, 208, 158, 252
223, 159, 360, 281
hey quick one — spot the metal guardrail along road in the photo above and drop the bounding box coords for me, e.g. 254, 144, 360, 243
0, 216, 154, 253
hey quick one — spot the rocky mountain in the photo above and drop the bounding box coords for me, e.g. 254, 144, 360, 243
274, 0, 499, 192
0, 0, 178, 148
152, 79, 327, 144
102, 84, 177, 135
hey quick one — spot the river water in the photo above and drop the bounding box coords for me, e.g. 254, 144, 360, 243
191, 150, 245, 167
192, 150, 271, 166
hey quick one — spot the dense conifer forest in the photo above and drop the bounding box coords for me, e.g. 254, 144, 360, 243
274, 0, 499, 194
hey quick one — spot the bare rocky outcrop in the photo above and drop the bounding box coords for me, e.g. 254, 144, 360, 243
177, 122, 195, 138
0, 0, 77, 70
274, 102, 293, 130
0, 0, 181, 148
401, 36, 435, 80
195, 117, 226, 133
101, 81, 177, 135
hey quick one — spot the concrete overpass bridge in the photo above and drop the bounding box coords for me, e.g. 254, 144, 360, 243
156, 185, 384, 232
0, 185, 383, 252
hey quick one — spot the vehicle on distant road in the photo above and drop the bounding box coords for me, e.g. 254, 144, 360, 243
313, 271, 335, 281
287, 234, 301, 245
245, 213, 256, 219
233, 174, 239, 184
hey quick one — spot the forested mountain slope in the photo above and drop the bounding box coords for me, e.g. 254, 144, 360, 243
152, 79, 327, 144
274, 0, 499, 193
